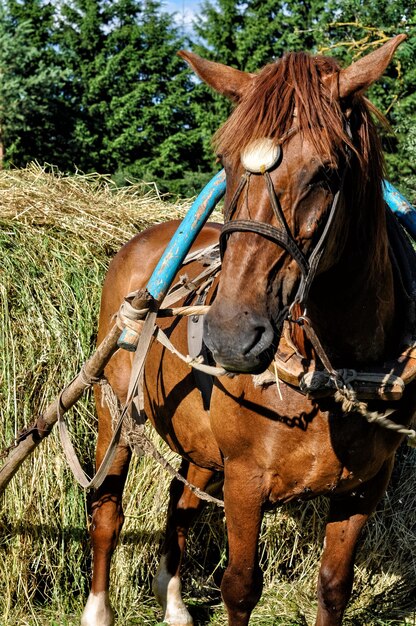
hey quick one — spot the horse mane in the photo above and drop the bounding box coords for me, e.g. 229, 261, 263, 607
214, 51, 388, 275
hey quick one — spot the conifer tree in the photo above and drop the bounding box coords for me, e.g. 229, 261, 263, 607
0, 0, 72, 167
57, 0, 110, 171
56, 0, 207, 194
191, 0, 327, 169
317, 0, 416, 198
101, 0, 203, 191
0, 0, 412, 199
237, 0, 326, 71
192, 0, 415, 199
191, 0, 244, 173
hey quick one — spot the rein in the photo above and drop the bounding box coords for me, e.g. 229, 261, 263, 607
57, 135, 416, 492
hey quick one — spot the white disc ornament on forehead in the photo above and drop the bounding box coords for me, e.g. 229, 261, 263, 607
241, 138, 281, 173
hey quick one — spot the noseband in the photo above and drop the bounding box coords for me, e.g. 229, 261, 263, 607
219, 133, 346, 326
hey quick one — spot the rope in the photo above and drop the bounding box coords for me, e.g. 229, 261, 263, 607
56, 242, 416, 495
159, 304, 211, 317
333, 384, 416, 447
79, 363, 103, 388
116, 304, 148, 330
296, 316, 416, 448
313, 375, 416, 446
99, 380, 224, 507
100, 378, 123, 433
114, 247, 221, 342
128, 423, 224, 507
155, 326, 227, 377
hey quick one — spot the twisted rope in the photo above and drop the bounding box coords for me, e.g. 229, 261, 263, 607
100, 380, 224, 506
297, 317, 416, 448
56, 241, 416, 494
129, 424, 224, 507
333, 378, 416, 447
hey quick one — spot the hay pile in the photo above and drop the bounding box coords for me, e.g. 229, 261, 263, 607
0, 164, 415, 626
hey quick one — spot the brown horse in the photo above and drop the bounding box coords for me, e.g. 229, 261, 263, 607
81, 35, 416, 626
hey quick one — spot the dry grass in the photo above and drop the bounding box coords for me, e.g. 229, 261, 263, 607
0, 162, 222, 249
0, 164, 415, 626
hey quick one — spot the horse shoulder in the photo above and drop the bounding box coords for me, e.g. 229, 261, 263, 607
98, 221, 221, 340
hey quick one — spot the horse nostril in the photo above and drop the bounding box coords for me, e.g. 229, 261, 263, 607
204, 307, 276, 371
241, 325, 267, 355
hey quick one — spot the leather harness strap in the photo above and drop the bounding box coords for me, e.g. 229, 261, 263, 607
218, 128, 352, 388
221, 218, 309, 277
220, 170, 345, 313
220, 128, 347, 318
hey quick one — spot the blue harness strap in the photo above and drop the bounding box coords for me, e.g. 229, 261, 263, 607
383, 180, 416, 241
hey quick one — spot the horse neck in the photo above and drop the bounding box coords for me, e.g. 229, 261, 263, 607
306, 187, 396, 365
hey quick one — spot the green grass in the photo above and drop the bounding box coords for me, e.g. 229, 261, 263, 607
0, 165, 415, 625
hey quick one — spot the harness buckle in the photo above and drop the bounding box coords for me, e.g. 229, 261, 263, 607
287, 299, 307, 325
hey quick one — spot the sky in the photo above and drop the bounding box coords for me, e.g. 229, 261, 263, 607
165, 0, 201, 32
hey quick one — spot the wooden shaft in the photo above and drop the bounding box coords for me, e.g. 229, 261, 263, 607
0, 290, 151, 495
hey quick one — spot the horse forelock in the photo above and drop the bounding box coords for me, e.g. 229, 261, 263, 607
214, 50, 388, 277
215, 52, 384, 167
214, 53, 346, 162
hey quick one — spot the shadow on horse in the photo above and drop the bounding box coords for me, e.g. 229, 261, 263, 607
81, 34, 416, 626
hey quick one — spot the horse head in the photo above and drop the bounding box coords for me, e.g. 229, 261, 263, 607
180, 36, 405, 373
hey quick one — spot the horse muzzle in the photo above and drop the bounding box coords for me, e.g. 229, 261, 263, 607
203, 306, 276, 373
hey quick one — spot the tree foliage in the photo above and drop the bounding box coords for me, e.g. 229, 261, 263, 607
99, 0, 206, 193
315, 0, 416, 199
0, 0, 413, 199
0, 0, 73, 168
193, 0, 415, 200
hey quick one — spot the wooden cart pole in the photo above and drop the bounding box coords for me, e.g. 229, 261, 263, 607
0, 292, 150, 495
0, 326, 121, 493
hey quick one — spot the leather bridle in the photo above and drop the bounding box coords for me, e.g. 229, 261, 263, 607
219, 132, 348, 328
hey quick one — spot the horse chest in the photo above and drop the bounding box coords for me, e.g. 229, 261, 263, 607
211, 378, 395, 504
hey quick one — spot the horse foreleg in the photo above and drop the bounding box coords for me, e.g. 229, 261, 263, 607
316, 459, 394, 626
221, 461, 264, 626
153, 461, 215, 626
81, 383, 132, 626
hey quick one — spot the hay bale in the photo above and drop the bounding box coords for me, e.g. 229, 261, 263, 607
0, 164, 415, 625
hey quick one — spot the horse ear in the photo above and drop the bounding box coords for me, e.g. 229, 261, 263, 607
178, 50, 254, 102
333, 34, 407, 99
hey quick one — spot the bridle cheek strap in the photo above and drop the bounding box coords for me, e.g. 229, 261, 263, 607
293, 185, 342, 305
220, 168, 345, 314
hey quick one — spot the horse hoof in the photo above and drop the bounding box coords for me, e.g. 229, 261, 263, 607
164, 614, 194, 626
153, 556, 193, 626
157, 594, 194, 626
81, 591, 115, 626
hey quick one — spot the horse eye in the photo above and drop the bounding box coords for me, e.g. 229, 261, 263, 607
309, 165, 337, 188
